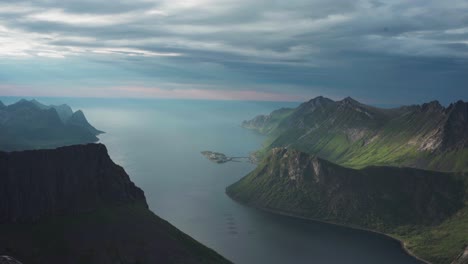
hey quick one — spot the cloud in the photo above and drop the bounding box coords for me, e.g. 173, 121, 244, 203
2, 0, 467, 60
0, 0, 467, 103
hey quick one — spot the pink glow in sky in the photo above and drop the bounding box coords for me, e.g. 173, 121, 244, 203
0, 85, 307, 102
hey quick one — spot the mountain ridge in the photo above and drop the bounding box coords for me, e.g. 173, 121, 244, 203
242, 96, 468, 171
0, 99, 103, 151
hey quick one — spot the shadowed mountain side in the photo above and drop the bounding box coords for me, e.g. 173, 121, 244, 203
0, 144, 230, 264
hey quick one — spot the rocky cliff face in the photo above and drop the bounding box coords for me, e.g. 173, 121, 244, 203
0, 144, 146, 223
452, 246, 468, 264
442, 101, 468, 150
0, 144, 229, 264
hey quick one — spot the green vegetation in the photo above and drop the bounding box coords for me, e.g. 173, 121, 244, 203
244, 97, 468, 172
227, 148, 468, 263
397, 206, 468, 264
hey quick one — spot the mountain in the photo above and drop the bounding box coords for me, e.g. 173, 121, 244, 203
242, 97, 468, 172
0, 99, 102, 151
227, 148, 468, 264
30, 99, 74, 123
67, 110, 104, 135
0, 144, 230, 264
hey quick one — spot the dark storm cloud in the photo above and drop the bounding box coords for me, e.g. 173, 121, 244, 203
0, 0, 467, 103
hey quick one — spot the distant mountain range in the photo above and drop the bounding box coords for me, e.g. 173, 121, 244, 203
0, 99, 103, 151
231, 97, 468, 264
0, 144, 229, 264
242, 96, 468, 172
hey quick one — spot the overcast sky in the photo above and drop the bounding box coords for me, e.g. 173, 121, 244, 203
0, 0, 467, 104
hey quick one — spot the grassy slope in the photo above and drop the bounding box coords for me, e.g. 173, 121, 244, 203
396, 205, 468, 264
0, 204, 230, 264
227, 152, 468, 263
238, 99, 468, 262
248, 99, 467, 172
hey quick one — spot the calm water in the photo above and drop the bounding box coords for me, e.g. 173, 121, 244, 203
2, 97, 422, 264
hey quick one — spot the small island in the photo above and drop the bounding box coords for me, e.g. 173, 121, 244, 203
201, 151, 255, 164
201, 151, 232, 163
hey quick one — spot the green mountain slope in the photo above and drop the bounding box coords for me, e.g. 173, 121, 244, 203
243, 97, 468, 172
227, 148, 468, 263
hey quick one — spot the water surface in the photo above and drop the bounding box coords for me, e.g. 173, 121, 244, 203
1, 97, 422, 264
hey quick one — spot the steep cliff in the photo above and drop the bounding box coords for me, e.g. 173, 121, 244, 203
227, 148, 468, 263
0, 144, 146, 223
0, 144, 229, 264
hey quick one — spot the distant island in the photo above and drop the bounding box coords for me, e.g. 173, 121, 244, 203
0, 99, 103, 151
229, 96, 468, 264
201, 151, 254, 164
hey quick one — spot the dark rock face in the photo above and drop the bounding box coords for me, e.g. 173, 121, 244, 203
452, 246, 468, 264
443, 101, 468, 150
0, 144, 230, 264
0, 144, 146, 223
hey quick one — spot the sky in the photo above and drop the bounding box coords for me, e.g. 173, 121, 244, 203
0, 0, 467, 104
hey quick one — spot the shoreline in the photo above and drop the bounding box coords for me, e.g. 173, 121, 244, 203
226, 192, 432, 264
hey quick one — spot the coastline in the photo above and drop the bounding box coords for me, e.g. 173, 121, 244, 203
226, 192, 432, 264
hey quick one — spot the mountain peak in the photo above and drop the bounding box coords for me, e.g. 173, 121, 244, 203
421, 100, 443, 112
30, 99, 48, 110
0, 100, 5, 109
9, 99, 39, 110
307, 96, 332, 102
73, 109, 85, 117
303, 96, 335, 108
68, 110, 104, 135
339, 96, 361, 105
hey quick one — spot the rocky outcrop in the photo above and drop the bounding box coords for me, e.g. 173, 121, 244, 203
452, 246, 468, 264
0, 144, 146, 223
442, 101, 468, 150
0, 144, 229, 264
